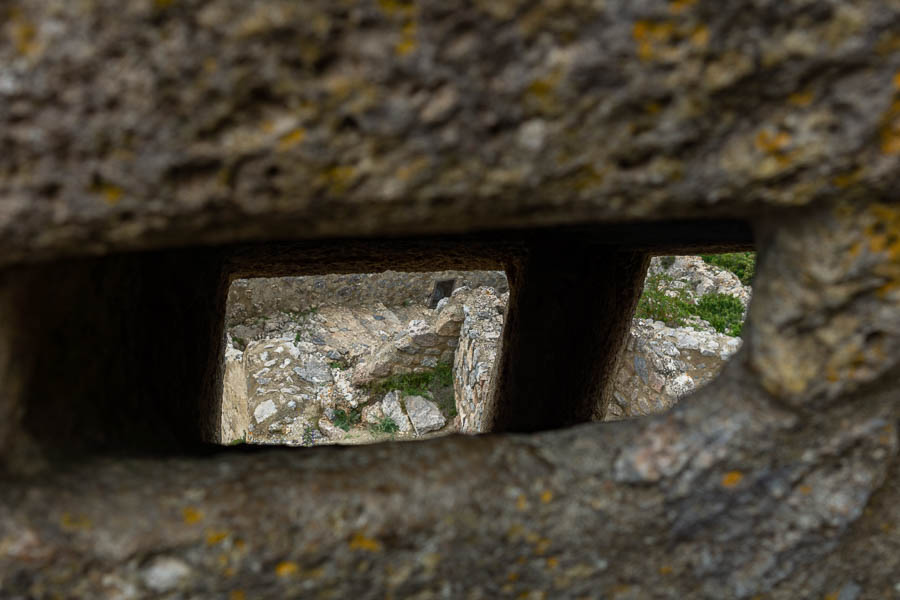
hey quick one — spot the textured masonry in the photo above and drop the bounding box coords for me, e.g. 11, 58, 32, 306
2, 1, 900, 598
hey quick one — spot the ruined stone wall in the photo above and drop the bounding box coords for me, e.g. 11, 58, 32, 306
226, 270, 508, 327
452, 287, 507, 433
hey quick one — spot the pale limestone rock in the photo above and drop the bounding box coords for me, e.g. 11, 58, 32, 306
405, 396, 446, 435
382, 391, 412, 434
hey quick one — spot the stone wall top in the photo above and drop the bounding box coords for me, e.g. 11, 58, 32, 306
2, 0, 898, 265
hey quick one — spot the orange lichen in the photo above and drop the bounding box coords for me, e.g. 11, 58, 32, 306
181, 507, 204, 525
690, 25, 710, 48
788, 90, 814, 107
229, 591, 246, 600
205, 530, 229, 545
378, 0, 415, 17
659, 565, 673, 575
277, 128, 306, 150
831, 167, 863, 188
721, 471, 744, 488
546, 557, 559, 569
540, 490, 554, 504
349, 532, 383, 552
60, 513, 92, 531
395, 21, 417, 56
669, 0, 697, 14
880, 99, 900, 154
755, 130, 791, 153
516, 495, 528, 511
11, 19, 38, 56
275, 561, 298, 577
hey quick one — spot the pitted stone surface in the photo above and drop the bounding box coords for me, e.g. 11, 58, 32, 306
3, 1, 900, 265
2, 0, 900, 595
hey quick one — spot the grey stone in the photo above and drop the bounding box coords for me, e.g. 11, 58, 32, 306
405, 396, 446, 436
292, 359, 332, 385
381, 391, 412, 434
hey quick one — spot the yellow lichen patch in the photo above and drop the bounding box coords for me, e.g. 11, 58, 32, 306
277, 128, 306, 150
516, 494, 529, 511
378, 0, 415, 17
632, 21, 675, 61
229, 591, 246, 600
98, 184, 123, 206
571, 165, 606, 192
825, 593, 839, 600
155, 0, 175, 7
880, 99, 900, 154
540, 490, 554, 504
349, 532, 383, 552
831, 167, 863, 188
546, 557, 559, 569
690, 25, 709, 48
755, 130, 791, 153
525, 70, 563, 115
317, 165, 357, 195
645, 101, 662, 114
632, 19, 706, 61
394, 157, 428, 182
275, 561, 298, 577
395, 21, 417, 56
11, 18, 38, 57
721, 471, 744, 488
507, 571, 521, 582
534, 538, 551, 556
893, 72, 900, 90
659, 565, 673, 576
205, 530, 229, 546
60, 513, 92, 531
669, 0, 697, 14
798, 485, 812, 495
182, 507, 204, 525
788, 90, 814, 107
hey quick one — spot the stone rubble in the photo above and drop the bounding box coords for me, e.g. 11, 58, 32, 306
405, 396, 447, 435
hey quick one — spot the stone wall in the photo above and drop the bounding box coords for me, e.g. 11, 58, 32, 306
452, 287, 507, 433
227, 270, 508, 327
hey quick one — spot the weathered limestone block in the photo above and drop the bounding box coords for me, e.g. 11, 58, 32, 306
3, 1, 900, 265
405, 395, 446, 435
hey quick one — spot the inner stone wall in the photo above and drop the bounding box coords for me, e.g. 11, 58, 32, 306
226, 270, 508, 326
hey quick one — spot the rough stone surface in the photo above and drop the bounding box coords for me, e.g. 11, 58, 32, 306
1, 1, 897, 266
2, 0, 900, 595
227, 270, 507, 326
453, 287, 506, 433
220, 341, 250, 443
405, 396, 446, 436
608, 318, 743, 420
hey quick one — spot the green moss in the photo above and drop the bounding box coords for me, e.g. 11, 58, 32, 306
367, 362, 457, 418
693, 293, 745, 337
635, 272, 746, 337
368, 416, 400, 435
332, 408, 361, 431
700, 252, 756, 286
